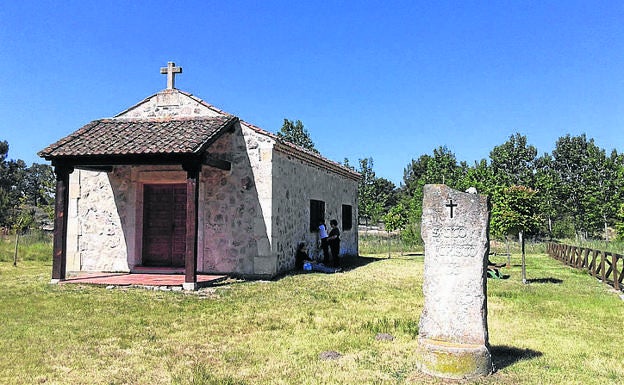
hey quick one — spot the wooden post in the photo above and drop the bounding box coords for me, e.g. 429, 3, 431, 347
600, 251, 606, 284
13, 231, 19, 267
520, 230, 527, 284
183, 163, 200, 291
51, 165, 73, 283
611, 253, 624, 290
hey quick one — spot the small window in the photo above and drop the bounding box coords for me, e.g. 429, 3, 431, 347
310, 200, 325, 232
342, 204, 353, 231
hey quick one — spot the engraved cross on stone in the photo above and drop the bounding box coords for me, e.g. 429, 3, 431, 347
160, 62, 182, 89
446, 199, 457, 218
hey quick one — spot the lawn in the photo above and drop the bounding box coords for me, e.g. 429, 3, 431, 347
0, 249, 622, 384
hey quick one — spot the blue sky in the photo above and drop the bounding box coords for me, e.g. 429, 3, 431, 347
1, 1, 623, 185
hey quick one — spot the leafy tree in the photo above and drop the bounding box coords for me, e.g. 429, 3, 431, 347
423, 146, 463, 186
400, 146, 463, 219
373, 177, 398, 212
357, 157, 384, 225
383, 202, 409, 233
23, 163, 55, 207
342, 158, 355, 171
585, 148, 620, 241
457, 159, 494, 197
490, 185, 541, 283
0, 140, 54, 230
551, 134, 615, 240
489, 133, 537, 187
534, 153, 561, 237
383, 202, 410, 254
277, 119, 319, 153
616, 203, 624, 241
401, 154, 430, 200
0, 141, 27, 228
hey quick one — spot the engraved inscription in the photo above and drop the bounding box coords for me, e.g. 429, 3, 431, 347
430, 226, 479, 259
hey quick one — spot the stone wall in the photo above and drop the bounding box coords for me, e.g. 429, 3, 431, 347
66, 168, 132, 272
198, 122, 273, 276
116, 89, 222, 119
272, 149, 359, 272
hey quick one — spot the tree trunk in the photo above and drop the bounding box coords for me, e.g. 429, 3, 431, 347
506, 239, 511, 268
520, 230, 527, 284
548, 215, 552, 237
13, 231, 20, 267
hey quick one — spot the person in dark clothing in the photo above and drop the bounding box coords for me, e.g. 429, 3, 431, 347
295, 242, 340, 274
328, 219, 341, 267
295, 242, 309, 270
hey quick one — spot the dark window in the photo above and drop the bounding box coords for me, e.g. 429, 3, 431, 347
310, 200, 325, 232
342, 204, 353, 231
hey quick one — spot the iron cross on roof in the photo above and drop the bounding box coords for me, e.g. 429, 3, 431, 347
160, 62, 182, 89
446, 199, 457, 218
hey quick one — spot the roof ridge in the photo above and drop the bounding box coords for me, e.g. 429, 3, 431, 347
112, 89, 232, 118
239, 120, 359, 179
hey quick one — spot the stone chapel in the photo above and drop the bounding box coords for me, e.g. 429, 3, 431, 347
39, 62, 360, 289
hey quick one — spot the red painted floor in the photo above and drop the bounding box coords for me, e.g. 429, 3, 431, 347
60, 272, 227, 287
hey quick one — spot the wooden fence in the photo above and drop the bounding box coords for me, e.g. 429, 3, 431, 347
547, 243, 623, 292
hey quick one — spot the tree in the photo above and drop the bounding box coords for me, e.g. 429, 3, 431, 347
489, 133, 537, 187
490, 185, 541, 283
373, 177, 398, 212
585, 148, 620, 241
457, 159, 494, 197
551, 134, 615, 240
616, 203, 624, 241
0, 141, 27, 228
23, 163, 55, 207
401, 153, 431, 199
357, 158, 384, 225
534, 153, 561, 237
277, 119, 319, 153
383, 202, 409, 256
342, 158, 355, 171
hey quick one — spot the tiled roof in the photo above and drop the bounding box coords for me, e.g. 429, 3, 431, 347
38, 115, 237, 159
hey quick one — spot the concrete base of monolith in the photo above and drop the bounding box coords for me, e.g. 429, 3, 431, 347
417, 338, 492, 380
417, 184, 493, 379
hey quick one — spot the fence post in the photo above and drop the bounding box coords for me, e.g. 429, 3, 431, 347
613, 254, 620, 291
600, 251, 606, 284
590, 250, 599, 278
581, 249, 590, 268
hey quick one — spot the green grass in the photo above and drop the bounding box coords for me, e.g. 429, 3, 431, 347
0, 232, 53, 263
359, 232, 423, 256
0, 244, 623, 384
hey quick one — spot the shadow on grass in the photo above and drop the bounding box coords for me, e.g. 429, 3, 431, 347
340, 255, 386, 271
527, 277, 563, 284
400, 252, 424, 257
491, 345, 542, 371
274, 255, 385, 280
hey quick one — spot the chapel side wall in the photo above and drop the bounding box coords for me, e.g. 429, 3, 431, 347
271, 151, 359, 273
199, 123, 273, 276
66, 168, 131, 273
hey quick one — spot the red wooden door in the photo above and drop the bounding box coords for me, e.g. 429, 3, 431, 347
143, 184, 187, 267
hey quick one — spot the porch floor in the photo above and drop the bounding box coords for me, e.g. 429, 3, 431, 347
60, 272, 227, 288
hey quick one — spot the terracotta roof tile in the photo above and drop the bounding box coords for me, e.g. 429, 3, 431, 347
39, 116, 237, 159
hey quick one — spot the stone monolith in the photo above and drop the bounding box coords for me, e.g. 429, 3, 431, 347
418, 184, 493, 379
